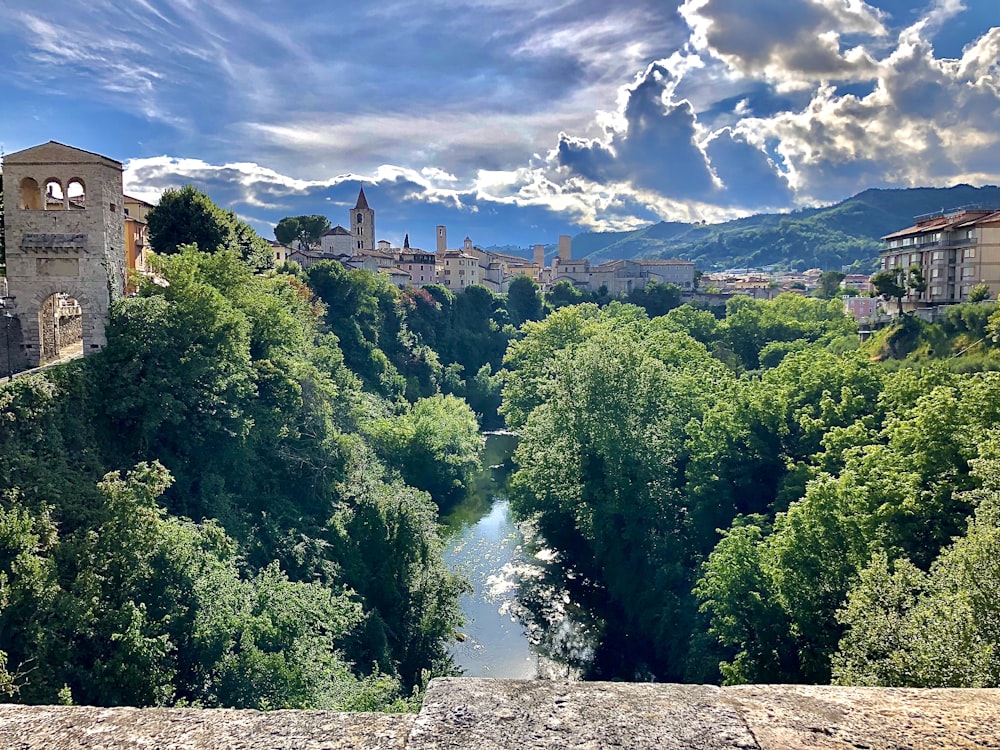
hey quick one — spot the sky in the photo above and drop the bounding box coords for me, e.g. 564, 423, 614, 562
0, 0, 997, 250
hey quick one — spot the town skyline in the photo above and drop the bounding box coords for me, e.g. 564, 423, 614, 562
0, 0, 997, 250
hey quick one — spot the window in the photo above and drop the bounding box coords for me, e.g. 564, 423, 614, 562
932, 268, 941, 278
19, 177, 41, 210
67, 178, 86, 209
357, 213, 363, 224
933, 251, 944, 261
963, 266, 975, 278
965, 247, 977, 259
44, 179, 65, 209
932, 285, 943, 296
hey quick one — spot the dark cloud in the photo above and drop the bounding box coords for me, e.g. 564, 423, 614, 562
556, 64, 717, 199
704, 128, 793, 207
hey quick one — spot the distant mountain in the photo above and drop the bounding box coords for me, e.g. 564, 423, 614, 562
571, 185, 1000, 272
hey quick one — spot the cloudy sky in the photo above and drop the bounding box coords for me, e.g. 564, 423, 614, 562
0, 0, 997, 249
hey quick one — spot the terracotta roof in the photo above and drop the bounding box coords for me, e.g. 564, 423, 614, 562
882, 210, 1000, 240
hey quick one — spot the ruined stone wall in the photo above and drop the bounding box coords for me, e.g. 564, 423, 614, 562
38, 295, 56, 362
57, 312, 82, 350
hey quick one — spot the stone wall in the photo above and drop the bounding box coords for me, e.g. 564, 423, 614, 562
1, 679, 1000, 749
56, 311, 82, 351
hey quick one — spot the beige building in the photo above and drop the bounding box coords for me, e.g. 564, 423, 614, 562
880, 207, 1000, 305
436, 250, 482, 289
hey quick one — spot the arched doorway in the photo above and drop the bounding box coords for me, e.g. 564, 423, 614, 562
35, 290, 86, 365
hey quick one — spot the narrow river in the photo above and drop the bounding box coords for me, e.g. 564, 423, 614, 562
441, 433, 598, 679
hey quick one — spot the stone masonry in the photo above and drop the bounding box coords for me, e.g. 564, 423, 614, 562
2, 141, 127, 368
2, 679, 1000, 749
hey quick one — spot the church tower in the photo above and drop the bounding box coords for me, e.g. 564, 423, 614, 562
350, 186, 375, 252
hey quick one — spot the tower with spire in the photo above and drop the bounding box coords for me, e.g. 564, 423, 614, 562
350, 186, 375, 252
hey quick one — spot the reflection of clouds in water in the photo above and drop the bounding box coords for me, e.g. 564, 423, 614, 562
442, 438, 600, 679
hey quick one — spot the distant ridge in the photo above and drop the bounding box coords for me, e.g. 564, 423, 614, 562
571, 184, 1000, 272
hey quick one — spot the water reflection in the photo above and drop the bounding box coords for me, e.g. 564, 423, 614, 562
441, 433, 599, 679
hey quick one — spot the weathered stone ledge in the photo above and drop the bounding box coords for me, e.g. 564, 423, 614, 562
2, 678, 1000, 749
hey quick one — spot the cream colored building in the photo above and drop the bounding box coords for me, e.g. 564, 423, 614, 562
436, 250, 482, 289
880, 208, 1000, 305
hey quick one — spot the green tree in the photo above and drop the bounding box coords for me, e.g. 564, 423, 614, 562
817, 270, 846, 299
147, 186, 272, 270
505, 275, 543, 327
969, 283, 991, 303
871, 268, 907, 316
367, 394, 483, 508
545, 280, 585, 309
628, 281, 682, 317
508, 320, 731, 678
275, 215, 331, 250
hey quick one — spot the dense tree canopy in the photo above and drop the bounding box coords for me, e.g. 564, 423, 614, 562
500, 291, 1000, 686
0, 248, 473, 708
147, 186, 272, 271
274, 215, 331, 249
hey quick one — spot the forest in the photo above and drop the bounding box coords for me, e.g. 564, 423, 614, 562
4, 180, 1000, 709
0, 183, 657, 708
502, 293, 1000, 685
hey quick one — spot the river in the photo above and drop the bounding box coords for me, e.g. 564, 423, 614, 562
441, 433, 598, 679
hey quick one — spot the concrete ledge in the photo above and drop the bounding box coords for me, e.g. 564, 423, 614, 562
411, 679, 754, 749
0, 704, 414, 749
3, 680, 1000, 749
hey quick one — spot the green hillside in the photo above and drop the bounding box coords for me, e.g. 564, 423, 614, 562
572, 185, 1000, 271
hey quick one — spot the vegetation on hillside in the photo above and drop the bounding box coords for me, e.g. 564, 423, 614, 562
571, 184, 1000, 271
501, 294, 1000, 686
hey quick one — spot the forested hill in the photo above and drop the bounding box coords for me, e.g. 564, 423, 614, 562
570, 184, 1000, 272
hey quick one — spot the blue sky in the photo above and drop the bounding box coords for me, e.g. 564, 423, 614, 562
1, 0, 997, 250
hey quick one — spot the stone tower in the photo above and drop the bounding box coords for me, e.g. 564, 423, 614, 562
350, 186, 375, 252
2, 141, 127, 368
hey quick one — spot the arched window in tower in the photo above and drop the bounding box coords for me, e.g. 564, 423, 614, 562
357, 213, 363, 224
67, 178, 86, 209
19, 177, 42, 210
44, 179, 65, 210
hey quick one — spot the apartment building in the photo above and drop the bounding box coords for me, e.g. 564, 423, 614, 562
880, 207, 1000, 306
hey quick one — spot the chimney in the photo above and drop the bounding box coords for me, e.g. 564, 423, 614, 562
558, 235, 571, 261
533, 244, 544, 268
436, 225, 447, 254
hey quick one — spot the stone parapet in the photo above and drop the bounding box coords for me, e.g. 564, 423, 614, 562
2, 679, 1000, 749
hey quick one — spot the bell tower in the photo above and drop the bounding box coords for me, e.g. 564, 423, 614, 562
350, 186, 375, 252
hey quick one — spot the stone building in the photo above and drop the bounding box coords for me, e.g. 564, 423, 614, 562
350, 187, 375, 252
2, 141, 127, 369
4, 141, 127, 367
